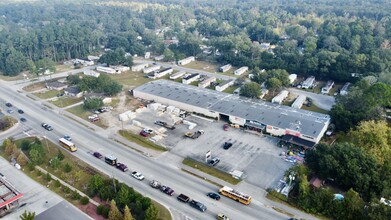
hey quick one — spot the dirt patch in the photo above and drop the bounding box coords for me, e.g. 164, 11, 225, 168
77, 203, 106, 220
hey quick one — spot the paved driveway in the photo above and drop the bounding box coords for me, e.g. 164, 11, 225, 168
288, 88, 335, 111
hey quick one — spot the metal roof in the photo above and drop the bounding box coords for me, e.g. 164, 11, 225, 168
134, 80, 330, 138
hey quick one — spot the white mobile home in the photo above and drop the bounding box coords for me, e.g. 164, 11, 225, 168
291, 95, 306, 109
182, 73, 200, 84
178, 56, 195, 65
131, 63, 149, 72
302, 76, 315, 89
272, 90, 289, 104
170, 71, 186, 80
154, 55, 164, 61
143, 65, 161, 74
340, 83, 351, 96
96, 66, 118, 74
83, 70, 100, 78
288, 74, 297, 84
219, 64, 232, 73
234, 66, 249, 76
216, 79, 234, 92
321, 80, 334, 94
198, 77, 216, 88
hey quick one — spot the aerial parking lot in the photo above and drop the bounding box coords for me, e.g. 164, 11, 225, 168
131, 109, 292, 189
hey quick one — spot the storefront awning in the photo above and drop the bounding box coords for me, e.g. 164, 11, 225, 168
282, 135, 316, 149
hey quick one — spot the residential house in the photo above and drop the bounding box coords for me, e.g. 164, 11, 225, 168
145, 52, 151, 59
216, 79, 234, 92
96, 66, 118, 74
291, 95, 306, 109
198, 76, 216, 88
288, 74, 297, 84
219, 64, 232, 73
64, 86, 83, 98
182, 73, 200, 84
234, 66, 249, 76
87, 55, 100, 61
321, 80, 334, 94
260, 43, 271, 50
46, 81, 68, 91
148, 68, 173, 79
74, 58, 94, 66
178, 56, 195, 66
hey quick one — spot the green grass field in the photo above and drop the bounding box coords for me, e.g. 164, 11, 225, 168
33, 90, 62, 99
182, 158, 241, 185
67, 105, 108, 129
118, 130, 167, 152
50, 97, 83, 108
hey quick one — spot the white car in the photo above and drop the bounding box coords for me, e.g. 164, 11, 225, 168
131, 171, 145, 181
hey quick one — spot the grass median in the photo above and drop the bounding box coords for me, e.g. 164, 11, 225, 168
118, 130, 167, 152
182, 158, 241, 185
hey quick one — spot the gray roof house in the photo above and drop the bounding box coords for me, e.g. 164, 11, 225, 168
64, 86, 83, 98
46, 81, 68, 91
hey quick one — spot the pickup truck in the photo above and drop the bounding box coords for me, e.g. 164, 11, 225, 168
177, 194, 190, 203
184, 130, 205, 139
154, 120, 175, 130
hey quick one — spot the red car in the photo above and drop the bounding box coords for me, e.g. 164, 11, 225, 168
93, 152, 103, 159
140, 128, 153, 137
116, 163, 128, 172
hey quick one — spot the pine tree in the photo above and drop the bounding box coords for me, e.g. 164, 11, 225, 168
123, 205, 133, 220
108, 200, 123, 220
20, 210, 36, 220
145, 205, 159, 220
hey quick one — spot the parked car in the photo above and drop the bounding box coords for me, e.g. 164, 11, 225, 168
177, 194, 190, 203
189, 200, 207, 212
208, 157, 220, 166
41, 123, 53, 131
63, 135, 72, 141
140, 128, 153, 137
18, 109, 24, 114
131, 171, 145, 181
223, 124, 229, 131
207, 192, 221, 200
93, 152, 103, 159
20, 118, 27, 122
5, 102, 12, 107
7, 109, 13, 114
223, 142, 233, 150
160, 185, 175, 196
116, 163, 128, 172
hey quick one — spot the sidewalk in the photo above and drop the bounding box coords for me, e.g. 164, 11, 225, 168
35, 166, 99, 206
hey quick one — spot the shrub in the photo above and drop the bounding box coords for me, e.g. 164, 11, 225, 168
63, 163, 72, 173
57, 150, 65, 161
20, 140, 32, 151
46, 173, 52, 181
96, 205, 105, 215
63, 186, 71, 194
54, 180, 61, 188
102, 206, 110, 218
72, 190, 81, 200
80, 196, 89, 205
37, 170, 42, 176
27, 162, 35, 171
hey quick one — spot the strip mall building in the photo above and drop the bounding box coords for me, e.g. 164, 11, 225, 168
132, 80, 330, 148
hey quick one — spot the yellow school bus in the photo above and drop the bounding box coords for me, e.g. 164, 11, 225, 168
59, 138, 77, 152
219, 186, 252, 205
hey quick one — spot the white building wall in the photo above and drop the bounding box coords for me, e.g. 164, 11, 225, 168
266, 125, 286, 136
288, 74, 297, 84
182, 74, 200, 84
272, 90, 289, 104
234, 66, 249, 75
170, 71, 186, 80
291, 95, 306, 109
229, 116, 246, 126
178, 56, 195, 65
198, 77, 217, 88
96, 66, 116, 74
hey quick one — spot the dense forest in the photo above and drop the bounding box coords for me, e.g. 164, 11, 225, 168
0, 0, 389, 86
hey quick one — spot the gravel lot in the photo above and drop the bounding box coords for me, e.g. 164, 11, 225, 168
131, 110, 292, 189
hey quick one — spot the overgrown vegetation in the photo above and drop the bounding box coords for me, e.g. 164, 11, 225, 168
118, 130, 167, 152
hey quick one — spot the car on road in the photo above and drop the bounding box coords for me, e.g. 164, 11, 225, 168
7, 109, 13, 114
150, 180, 161, 188
208, 157, 220, 166
5, 102, 12, 107
20, 118, 27, 122
223, 142, 233, 150
63, 135, 72, 141
223, 124, 229, 131
131, 171, 145, 181
116, 163, 128, 172
177, 194, 190, 203
0, 172, 5, 179
189, 200, 207, 212
207, 192, 221, 200
160, 185, 175, 196
18, 109, 24, 114
93, 152, 103, 159
41, 123, 53, 131
217, 214, 229, 220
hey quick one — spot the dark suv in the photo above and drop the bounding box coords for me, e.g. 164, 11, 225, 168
160, 185, 175, 196
189, 200, 207, 212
